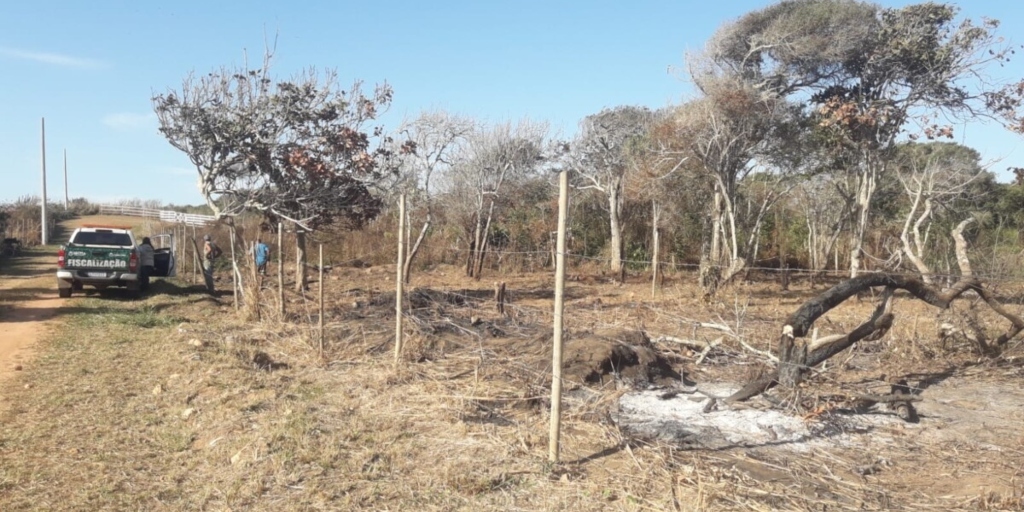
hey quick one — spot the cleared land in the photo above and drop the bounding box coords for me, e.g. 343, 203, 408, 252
0, 215, 1023, 511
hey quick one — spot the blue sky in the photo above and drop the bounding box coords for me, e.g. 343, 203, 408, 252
2, 0, 1023, 205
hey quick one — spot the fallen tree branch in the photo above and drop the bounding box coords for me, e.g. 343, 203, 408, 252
737, 340, 779, 363
722, 217, 1024, 411
853, 393, 923, 404
976, 287, 1024, 350
687, 321, 734, 334
727, 283, 904, 403
653, 335, 722, 365
654, 332, 777, 364
727, 265, 1023, 404
671, 316, 782, 363
653, 335, 717, 351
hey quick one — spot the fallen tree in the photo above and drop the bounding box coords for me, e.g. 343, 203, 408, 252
727, 218, 1024, 403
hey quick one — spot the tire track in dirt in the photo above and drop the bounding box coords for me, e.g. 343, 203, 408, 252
0, 251, 62, 395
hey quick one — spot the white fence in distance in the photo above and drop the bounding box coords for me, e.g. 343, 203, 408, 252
98, 205, 217, 227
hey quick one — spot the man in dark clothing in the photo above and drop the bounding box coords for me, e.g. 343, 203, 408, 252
202, 234, 221, 294
138, 237, 155, 291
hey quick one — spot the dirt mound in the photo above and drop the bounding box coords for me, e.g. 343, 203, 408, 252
555, 329, 682, 388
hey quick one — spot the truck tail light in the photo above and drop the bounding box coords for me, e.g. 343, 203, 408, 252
58, 248, 66, 268
129, 250, 138, 272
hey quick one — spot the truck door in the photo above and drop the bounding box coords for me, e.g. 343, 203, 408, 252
150, 233, 176, 278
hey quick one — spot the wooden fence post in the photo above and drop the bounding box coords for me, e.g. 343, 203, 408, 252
394, 194, 406, 367
191, 226, 198, 284
295, 229, 307, 292
319, 243, 325, 358
652, 201, 661, 297
549, 169, 569, 463
229, 227, 239, 310
494, 281, 507, 316
179, 226, 186, 279
278, 222, 285, 317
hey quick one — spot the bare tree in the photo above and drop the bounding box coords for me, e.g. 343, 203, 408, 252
670, 74, 795, 295
571, 106, 656, 275
441, 120, 548, 279
627, 112, 693, 289
391, 110, 474, 283
894, 142, 988, 283
792, 175, 853, 277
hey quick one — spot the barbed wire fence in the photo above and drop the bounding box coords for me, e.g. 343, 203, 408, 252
244, 216, 1024, 348
156, 187, 1024, 439
111, 181, 1021, 481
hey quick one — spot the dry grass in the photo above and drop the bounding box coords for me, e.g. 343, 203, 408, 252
2, 265, 1024, 511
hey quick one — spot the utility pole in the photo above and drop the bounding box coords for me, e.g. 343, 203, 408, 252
63, 149, 69, 209
41, 118, 48, 245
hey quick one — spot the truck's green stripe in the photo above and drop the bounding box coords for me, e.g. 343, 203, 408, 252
64, 244, 131, 269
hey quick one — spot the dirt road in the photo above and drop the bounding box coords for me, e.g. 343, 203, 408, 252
0, 248, 61, 390
0, 216, 162, 391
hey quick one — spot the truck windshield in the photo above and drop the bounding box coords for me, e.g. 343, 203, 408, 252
72, 231, 133, 246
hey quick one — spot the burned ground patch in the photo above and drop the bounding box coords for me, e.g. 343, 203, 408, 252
3, 260, 1024, 511
555, 330, 683, 388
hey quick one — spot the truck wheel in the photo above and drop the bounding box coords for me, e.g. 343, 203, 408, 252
58, 287, 72, 298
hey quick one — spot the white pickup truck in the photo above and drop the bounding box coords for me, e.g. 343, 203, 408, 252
57, 226, 176, 297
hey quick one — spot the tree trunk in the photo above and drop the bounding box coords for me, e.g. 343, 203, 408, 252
473, 199, 496, 279
465, 239, 475, 276
294, 228, 307, 292
850, 165, 877, 278
806, 215, 818, 273
711, 186, 724, 264
714, 176, 756, 291
719, 258, 748, 288
900, 187, 934, 283
608, 176, 624, 274
720, 183, 740, 265
745, 235, 760, 282
468, 194, 485, 278
278, 222, 284, 316
778, 208, 789, 291
953, 218, 975, 277
700, 191, 722, 297
404, 213, 431, 284
549, 231, 557, 269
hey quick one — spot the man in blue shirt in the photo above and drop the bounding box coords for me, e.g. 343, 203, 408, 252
254, 238, 270, 275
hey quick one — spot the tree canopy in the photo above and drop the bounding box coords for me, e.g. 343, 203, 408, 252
153, 56, 409, 230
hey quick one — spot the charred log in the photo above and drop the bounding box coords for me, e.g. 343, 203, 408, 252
727, 268, 1022, 404
719, 217, 1024, 405
728, 286, 896, 403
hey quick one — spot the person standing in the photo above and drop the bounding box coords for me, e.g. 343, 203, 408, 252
137, 237, 155, 292
254, 238, 270, 275
202, 234, 222, 295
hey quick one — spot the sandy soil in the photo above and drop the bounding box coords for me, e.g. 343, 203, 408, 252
0, 251, 61, 393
